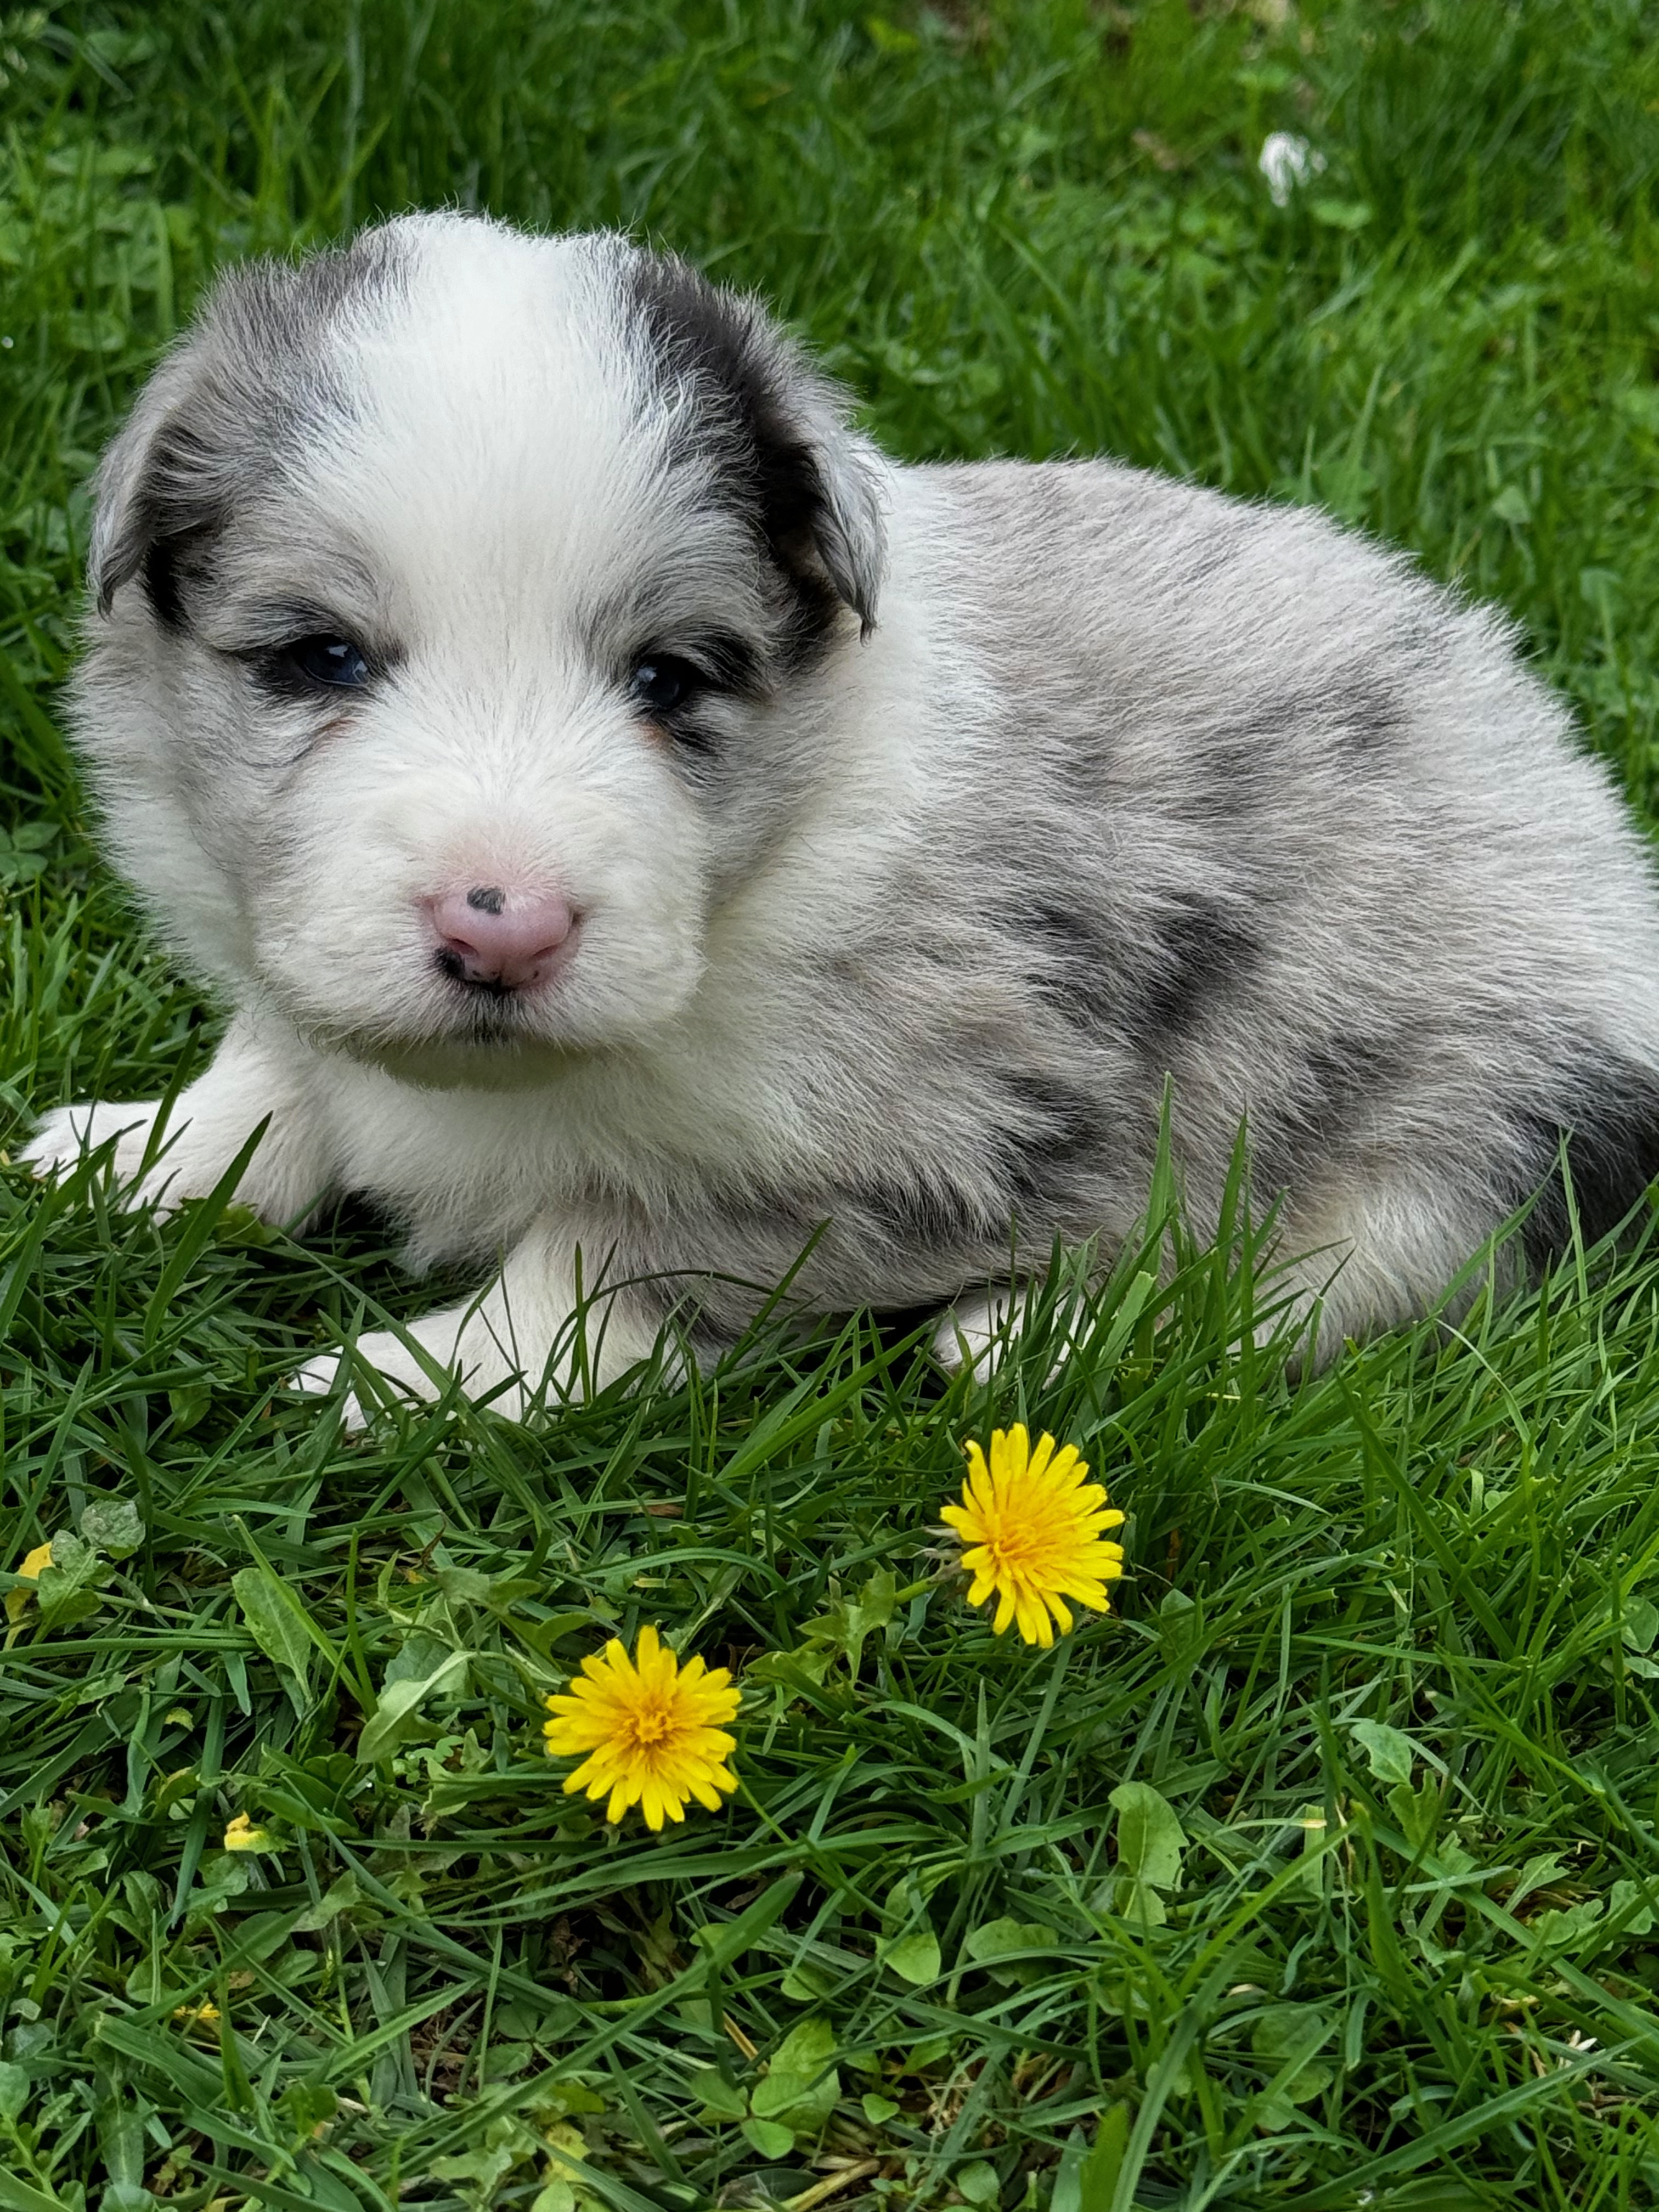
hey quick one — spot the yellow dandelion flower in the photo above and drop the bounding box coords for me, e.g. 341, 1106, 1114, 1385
541, 1623, 739, 1831
941, 1425, 1126, 1647
172, 2000, 221, 2033
5, 1541, 54, 1623
222, 1813, 272, 1852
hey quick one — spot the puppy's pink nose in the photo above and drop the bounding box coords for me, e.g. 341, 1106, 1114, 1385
430, 885, 575, 990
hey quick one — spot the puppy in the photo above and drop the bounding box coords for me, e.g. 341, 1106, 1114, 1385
26, 211, 1659, 1414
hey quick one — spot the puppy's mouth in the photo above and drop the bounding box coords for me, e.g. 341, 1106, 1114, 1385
273, 957, 586, 1084
339, 1011, 589, 1091
439, 968, 558, 1026
452, 1001, 523, 1047
415, 967, 579, 1057
394, 1046, 578, 1092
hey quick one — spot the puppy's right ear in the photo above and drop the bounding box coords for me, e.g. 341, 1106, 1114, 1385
87, 340, 232, 625
88, 233, 406, 626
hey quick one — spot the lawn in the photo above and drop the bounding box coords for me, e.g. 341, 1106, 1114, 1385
7, 2, 1659, 2206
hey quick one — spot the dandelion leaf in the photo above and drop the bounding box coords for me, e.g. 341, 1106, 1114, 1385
232, 1564, 313, 1678
753, 2016, 839, 2134
962, 1916, 1058, 1983
1349, 1719, 1418, 1786
1113, 1877, 1168, 1929
797, 1566, 897, 1681
1387, 1775, 1441, 1853
1610, 1878, 1658, 1937
0, 2061, 28, 2122
740, 2117, 795, 2159
357, 1649, 467, 1762
1109, 1781, 1186, 1890
881, 1929, 941, 1985
1251, 2001, 1338, 2121
33, 1532, 109, 1629
80, 1496, 144, 1560
690, 2067, 747, 2121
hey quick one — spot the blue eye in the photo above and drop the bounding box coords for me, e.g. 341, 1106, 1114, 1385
631, 656, 699, 715
286, 635, 371, 689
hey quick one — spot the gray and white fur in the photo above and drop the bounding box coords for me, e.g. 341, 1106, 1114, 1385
25, 211, 1659, 1415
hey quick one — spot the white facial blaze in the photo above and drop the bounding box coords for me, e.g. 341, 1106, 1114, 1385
172, 219, 745, 1070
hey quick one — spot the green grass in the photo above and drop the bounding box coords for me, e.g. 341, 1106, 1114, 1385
8, 1, 1659, 2204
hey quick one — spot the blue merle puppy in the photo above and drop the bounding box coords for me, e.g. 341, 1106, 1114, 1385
24, 211, 1659, 1415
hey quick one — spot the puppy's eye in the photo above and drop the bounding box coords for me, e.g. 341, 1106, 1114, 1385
631, 656, 701, 716
285, 635, 371, 689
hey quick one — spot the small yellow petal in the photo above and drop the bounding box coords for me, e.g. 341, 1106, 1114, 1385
1017, 1592, 1054, 1647
223, 1813, 272, 1852
6, 1541, 54, 1624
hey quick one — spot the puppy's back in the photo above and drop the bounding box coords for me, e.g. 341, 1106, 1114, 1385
866, 454, 1659, 1262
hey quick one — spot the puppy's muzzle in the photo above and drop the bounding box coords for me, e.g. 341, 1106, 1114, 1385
427, 883, 577, 993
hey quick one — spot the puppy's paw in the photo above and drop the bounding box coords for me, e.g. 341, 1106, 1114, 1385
933, 1291, 1013, 1377
934, 1287, 1085, 1384
290, 1305, 538, 1431
290, 1224, 666, 1430
21, 1100, 172, 1204
24, 1068, 328, 1227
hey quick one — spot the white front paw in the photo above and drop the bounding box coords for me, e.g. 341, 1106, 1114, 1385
934, 1287, 1084, 1383
291, 1310, 533, 1431
21, 1101, 171, 1203
934, 1292, 1011, 1376
288, 1226, 663, 1431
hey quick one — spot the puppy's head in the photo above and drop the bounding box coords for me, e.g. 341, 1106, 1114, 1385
75, 213, 885, 1081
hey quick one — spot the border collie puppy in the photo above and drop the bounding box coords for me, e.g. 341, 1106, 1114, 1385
25, 212, 1659, 1415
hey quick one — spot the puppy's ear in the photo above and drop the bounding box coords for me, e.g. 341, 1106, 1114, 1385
87, 338, 238, 625
625, 250, 887, 639
88, 234, 406, 625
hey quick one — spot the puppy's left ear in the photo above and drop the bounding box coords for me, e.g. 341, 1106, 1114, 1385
768, 346, 888, 640
626, 249, 887, 637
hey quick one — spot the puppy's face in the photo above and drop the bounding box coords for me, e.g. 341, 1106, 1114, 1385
75, 216, 883, 1082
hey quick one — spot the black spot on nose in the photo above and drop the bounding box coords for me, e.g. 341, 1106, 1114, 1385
467, 885, 506, 915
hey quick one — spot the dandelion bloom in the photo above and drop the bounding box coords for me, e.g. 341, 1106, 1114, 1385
943, 1425, 1126, 1646
222, 1813, 272, 1852
5, 1541, 54, 1624
543, 1623, 739, 1830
